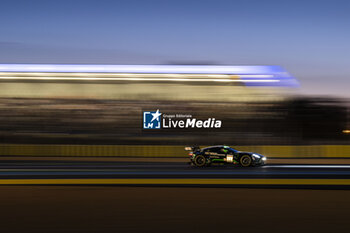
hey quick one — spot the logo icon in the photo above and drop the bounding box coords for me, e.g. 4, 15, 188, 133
143, 109, 162, 129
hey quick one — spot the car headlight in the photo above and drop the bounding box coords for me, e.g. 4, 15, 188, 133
252, 154, 261, 159
262, 157, 267, 161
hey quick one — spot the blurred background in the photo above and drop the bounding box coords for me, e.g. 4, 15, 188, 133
0, 65, 348, 148
0, 83, 348, 147
0, 0, 349, 152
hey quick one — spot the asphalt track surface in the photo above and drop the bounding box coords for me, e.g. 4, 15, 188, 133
1, 158, 350, 233
1, 158, 350, 187
1, 186, 349, 233
2, 160, 350, 178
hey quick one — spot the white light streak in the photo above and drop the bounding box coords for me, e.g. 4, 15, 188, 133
0, 64, 285, 75
0, 76, 280, 83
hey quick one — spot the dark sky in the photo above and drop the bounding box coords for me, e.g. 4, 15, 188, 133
0, 0, 349, 97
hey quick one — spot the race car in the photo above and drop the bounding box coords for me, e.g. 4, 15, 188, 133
185, 145, 266, 167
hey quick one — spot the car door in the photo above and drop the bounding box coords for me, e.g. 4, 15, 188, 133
217, 147, 228, 159
205, 148, 221, 159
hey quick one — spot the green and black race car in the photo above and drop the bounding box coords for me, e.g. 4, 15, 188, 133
185, 145, 266, 167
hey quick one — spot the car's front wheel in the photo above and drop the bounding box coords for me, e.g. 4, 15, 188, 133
194, 155, 206, 167
240, 155, 252, 167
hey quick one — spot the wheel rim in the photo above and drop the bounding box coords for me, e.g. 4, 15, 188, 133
241, 156, 251, 166
196, 157, 205, 166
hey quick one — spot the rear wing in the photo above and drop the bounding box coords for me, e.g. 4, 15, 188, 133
184, 146, 200, 152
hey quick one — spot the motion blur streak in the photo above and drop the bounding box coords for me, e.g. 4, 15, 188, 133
0, 64, 292, 74
0, 72, 273, 78
1, 178, 350, 186
0, 64, 297, 87
277, 165, 350, 168
0, 76, 280, 83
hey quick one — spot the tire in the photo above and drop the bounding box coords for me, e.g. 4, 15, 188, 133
194, 155, 206, 167
240, 154, 252, 167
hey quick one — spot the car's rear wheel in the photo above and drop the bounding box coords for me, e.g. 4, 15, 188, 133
240, 155, 252, 167
194, 155, 206, 167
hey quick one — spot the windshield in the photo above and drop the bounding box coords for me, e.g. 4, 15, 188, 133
228, 147, 238, 153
